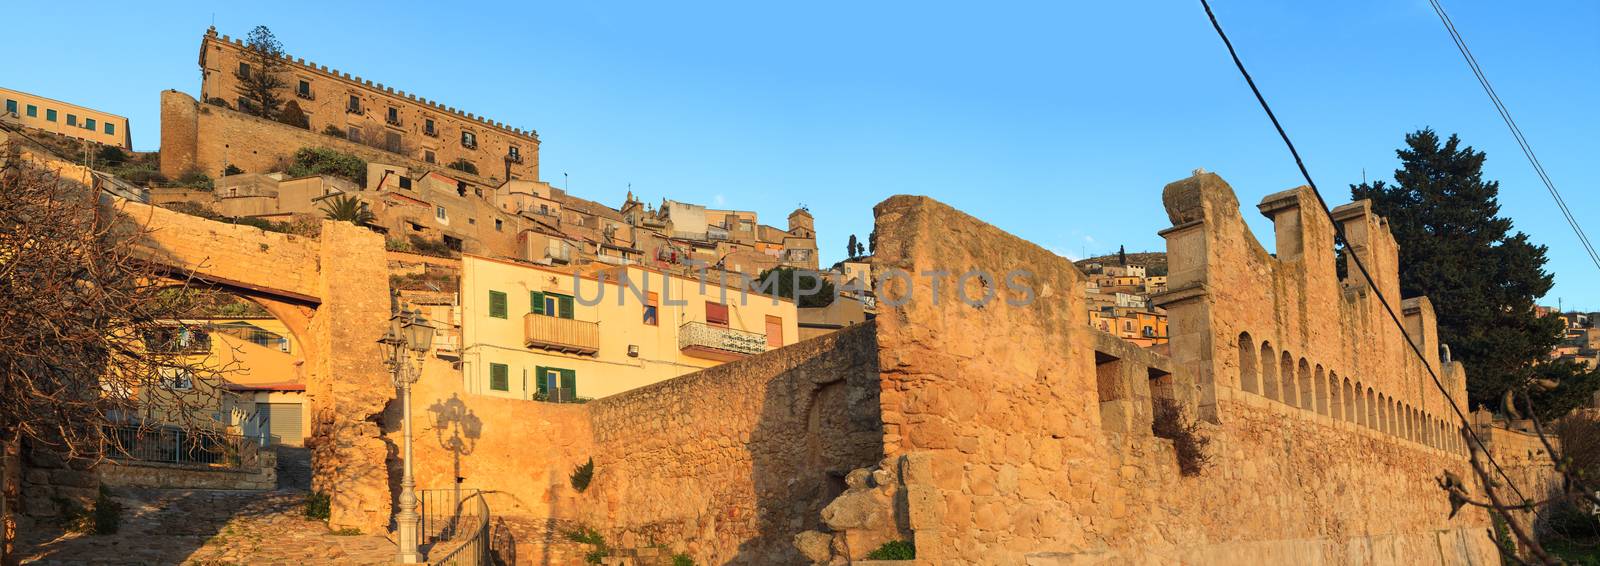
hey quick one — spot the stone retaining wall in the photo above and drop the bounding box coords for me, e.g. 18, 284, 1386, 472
97, 452, 278, 491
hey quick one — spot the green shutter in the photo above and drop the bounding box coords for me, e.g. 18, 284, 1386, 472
558, 295, 575, 319
560, 369, 576, 397
489, 291, 507, 319
530, 291, 545, 315
489, 363, 509, 391
535, 366, 549, 398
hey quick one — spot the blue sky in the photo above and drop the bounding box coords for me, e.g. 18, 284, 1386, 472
4, 1, 1596, 308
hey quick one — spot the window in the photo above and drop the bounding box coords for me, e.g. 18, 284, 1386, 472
384, 131, 401, 153
766, 315, 783, 347
45, 109, 56, 122
435, 206, 447, 221
461, 131, 477, 149
644, 292, 659, 326
530, 291, 573, 319
25, 105, 36, 118
706, 302, 729, 327
535, 366, 577, 402
398, 177, 412, 189
539, 204, 549, 215
424, 150, 436, 163
424, 118, 436, 136
297, 80, 312, 98
488, 291, 508, 319
347, 94, 361, 113
508, 145, 520, 161
158, 367, 195, 390
494, 218, 503, 232
104, 122, 114, 135
238, 62, 251, 78
4, 99, 14, 115
66, 114, 76, 126
387, 107, 400, 125
347, 126, 361, 143
489, 363, 509, 391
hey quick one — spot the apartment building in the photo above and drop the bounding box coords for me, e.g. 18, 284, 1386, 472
1, 86, 131, 148
459, 256, 799, 401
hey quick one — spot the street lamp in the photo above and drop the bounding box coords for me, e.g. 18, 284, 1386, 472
383, 296, 435, 564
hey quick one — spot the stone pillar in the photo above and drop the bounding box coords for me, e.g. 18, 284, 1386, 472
308, 220, 395, 533
158, 90, 200, 179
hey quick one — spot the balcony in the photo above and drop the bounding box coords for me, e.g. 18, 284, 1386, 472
524, 313, 599, 355
506, 152, 523, 164
679, 322, 767, 361
296, 90, 315, 101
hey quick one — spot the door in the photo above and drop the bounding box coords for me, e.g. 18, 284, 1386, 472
262, 403, 304, 446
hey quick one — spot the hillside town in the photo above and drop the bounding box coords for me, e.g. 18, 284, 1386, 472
2, 11, 1598, 566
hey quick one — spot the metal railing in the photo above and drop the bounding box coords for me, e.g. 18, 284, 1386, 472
679, 321, 768, 359
420, 488, 491, 565
104, 425, 261, 469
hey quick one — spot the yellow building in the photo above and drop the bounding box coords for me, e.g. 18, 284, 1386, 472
1, 86, 131, 148
460, 255, 800, 401
140, 317, 309, 446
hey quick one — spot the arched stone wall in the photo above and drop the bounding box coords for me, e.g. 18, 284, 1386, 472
120, 199, 393, 532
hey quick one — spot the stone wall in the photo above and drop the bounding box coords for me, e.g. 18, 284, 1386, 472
860, 193, 1504, 564
97, 453, 278, 491
159, 90, 504, 188
391, 355, 595, 521
115, 199, 395, 533
577, 322, 883, 564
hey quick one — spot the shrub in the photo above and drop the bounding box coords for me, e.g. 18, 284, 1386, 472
109, 163, 166, 186
330, 527, 363, 536
96, 146, 128, 167
565, 526, 610, 564
865, 540, 915, 560
671, 553, 696, 566
173, 170, 214, 190
407, 235, 456, 258
570, 457, 594, 492
304, 491, 331, 520
1151, 398, 1211, 476
446, 158, 478, 175
277, 100, 311, 130
286, 147, 367, 184
206, 97, 231, 108
323, 124, 345, 137
223, 164, 244, 176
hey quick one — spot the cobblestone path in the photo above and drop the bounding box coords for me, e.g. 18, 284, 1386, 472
17, 488, 396, 565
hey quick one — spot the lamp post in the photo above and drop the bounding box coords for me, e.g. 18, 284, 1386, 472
382, 295, 435, 564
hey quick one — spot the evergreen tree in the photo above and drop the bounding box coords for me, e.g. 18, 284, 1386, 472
1351, 129, 1586, 416
848, 234, 859, 259
1117, 245, 1127, 266
235, 26, 288, 119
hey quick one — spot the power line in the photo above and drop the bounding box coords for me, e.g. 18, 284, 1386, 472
1425, 0, 1600, 272
1196, 0, 1531, 505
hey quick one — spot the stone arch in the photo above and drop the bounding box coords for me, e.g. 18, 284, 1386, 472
1341, 377, 1354, 422
1325, 370, 1339, 419
124, 200, 393, 532
1238, 332, 1259, 394
1314, 365, 1329, 416
1297, 358, 1314, 411
1260, 342, 1279, 401
1280, 351, 1297, 408
1366, 388, 1377, 429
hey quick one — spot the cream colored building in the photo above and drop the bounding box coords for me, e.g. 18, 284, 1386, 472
2, 86, 131, 148
459, 255, 800, 401
140, 317, 309, 446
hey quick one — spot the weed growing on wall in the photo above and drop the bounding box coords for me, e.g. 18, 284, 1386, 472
1152, 398, 1212, 476
570, 457, 595, 492
865, 540, 915, 560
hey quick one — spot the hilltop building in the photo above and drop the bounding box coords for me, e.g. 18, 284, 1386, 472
2, 86, 131, 148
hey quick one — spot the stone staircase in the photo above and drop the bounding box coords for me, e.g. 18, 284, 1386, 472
492, 515, 594, 565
